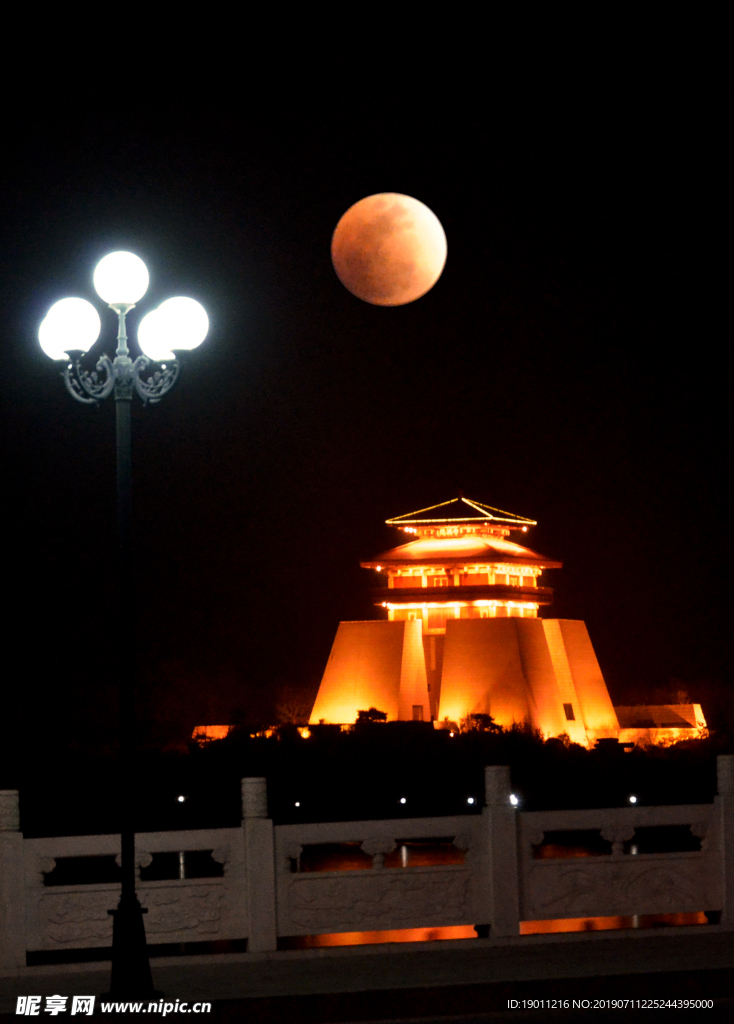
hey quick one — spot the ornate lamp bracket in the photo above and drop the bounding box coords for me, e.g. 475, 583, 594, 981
132, 355, 180, 405
60, 304, 181, 407
63, 353, 116, 405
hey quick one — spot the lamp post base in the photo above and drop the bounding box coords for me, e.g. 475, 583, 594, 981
107, 894, 161, 1000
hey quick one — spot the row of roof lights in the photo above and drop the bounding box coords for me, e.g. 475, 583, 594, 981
381, 567, 541, 577
382, 601, 539, 609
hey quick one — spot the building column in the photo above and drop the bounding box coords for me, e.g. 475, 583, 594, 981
241, 778, 277, 951
484, 766, 520, 936
0, 790, 24, 974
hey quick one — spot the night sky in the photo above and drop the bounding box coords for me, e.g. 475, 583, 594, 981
1, 62, 728, 771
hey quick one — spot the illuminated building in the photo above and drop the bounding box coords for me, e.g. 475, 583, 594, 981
191, 725, 234, 745
615, 704, 707, 746
309, 497, 705, 747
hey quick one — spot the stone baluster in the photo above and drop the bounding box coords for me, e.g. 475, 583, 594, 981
114, 850, 152, 880
35, 857, 56, 885
241, 778, 277, 951
0, 791, 24, 973
362, 837, 396, 869
601, 827, 635, 857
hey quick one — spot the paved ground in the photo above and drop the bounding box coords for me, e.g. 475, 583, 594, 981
2, 928, 734, 1021
204, 973, 734, 1023
2, 976, 731, 1023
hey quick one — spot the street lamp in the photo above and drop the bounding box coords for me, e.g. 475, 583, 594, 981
39, 251, 208, 998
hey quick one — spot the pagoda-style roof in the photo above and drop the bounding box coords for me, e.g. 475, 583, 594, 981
386, 497, 536, 528
362, 533, 562, 569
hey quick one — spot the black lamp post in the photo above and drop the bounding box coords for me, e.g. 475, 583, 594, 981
39, 252, 209, 997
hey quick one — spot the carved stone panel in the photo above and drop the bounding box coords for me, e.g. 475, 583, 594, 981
143, 885, 224, 939
286, 868, 469, 934
521, 856, 717, 920
34, 882, 226, 949
37, 890, 114, 947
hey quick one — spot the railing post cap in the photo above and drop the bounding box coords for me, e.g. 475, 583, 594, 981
0, 790, 20, 831
484, 765, 511, 806
717, 754, 734, 795
241, 777, 268, 819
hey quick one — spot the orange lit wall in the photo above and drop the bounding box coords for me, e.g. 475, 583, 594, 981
308, 615, 621, 743
437, 618, 536, 728
309, 620, 430, 725
437, 619, 619, 743
552, 620, 620, 741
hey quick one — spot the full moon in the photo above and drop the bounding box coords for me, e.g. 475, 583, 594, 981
331, 193, 447, 306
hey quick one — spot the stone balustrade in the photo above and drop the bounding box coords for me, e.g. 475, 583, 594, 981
1, 755, 733, 977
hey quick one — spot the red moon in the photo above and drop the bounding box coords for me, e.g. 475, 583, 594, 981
331, 193, 447, 306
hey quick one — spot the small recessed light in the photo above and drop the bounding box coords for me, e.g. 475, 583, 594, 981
399, 797, 407, 804
295, 801, 300, 807
176, 795, 186, 803
467, 797, 475, 805
629, 795, 638, 804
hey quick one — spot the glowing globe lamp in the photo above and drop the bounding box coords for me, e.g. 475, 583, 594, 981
39, 298, 102, 361
137, 297, 208, 362
157, 297, 209, 351
93, 251, 149, 305
137, 309, 175, 363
